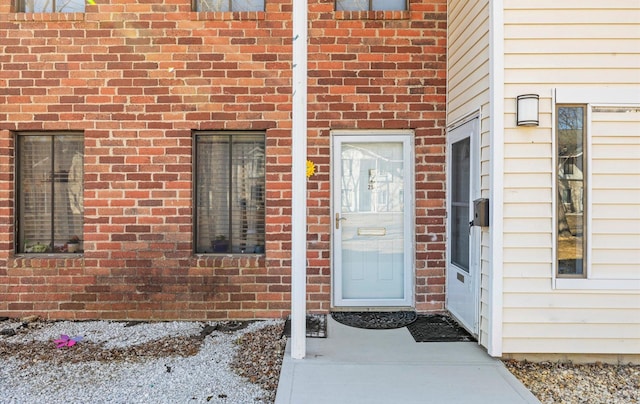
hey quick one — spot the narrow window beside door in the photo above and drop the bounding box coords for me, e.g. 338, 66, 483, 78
556, 105, 586, 277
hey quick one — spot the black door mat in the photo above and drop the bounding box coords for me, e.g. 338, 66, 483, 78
407, 314, 476, 342
283, 314, 327, 338
331, 311, 417, 330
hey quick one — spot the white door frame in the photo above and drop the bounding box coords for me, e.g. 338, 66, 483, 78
445, 116, 481, 335
331, 130, 415, 308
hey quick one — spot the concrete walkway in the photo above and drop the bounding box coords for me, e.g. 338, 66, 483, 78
275, 317, 540, 404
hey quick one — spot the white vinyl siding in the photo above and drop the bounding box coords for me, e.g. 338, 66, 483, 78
447, 0, 491, 348
589, 108, 640, 280
501, 1, 640, 354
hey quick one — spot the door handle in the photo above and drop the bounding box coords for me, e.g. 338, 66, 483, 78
335, 213, 347, 229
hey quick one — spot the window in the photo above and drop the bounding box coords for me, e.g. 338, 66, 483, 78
194, 0, 264, 12
195, 131, 265, 254
556, 105, 586, 276
336, 0, 406, 11
16, 133, 84, 254
17, 0, 85, 12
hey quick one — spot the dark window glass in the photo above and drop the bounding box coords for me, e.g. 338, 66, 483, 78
17, 133, 84, 254
195, 132, 265, 254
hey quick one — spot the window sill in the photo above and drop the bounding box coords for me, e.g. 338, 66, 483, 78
554, 278, 640, 291
3, 12, 85, 22
335, 10, 410, 20
192, 11, 266, 21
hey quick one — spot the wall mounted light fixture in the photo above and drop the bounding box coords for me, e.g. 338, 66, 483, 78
516, 94, 539, 126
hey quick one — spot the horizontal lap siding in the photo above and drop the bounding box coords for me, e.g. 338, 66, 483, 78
502, 1, 640, 354
447, 0, 491, 347
590, 109, 640, 280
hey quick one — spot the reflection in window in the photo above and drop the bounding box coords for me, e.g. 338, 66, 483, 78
19, 0, 85, 12
194, 0, 264, 12
195, 132, 265, 254
17, 133, 84, 253
336, 0, 406, 11
340, 142, 404, 214
557, 105, 586, 276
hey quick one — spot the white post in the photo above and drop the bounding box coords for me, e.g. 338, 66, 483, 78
291, 0, 308, 359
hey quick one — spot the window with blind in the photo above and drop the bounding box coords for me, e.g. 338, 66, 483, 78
194, 0, 264, 12
16, 133, 84, 254
195, 131, 265, 254
16, 0, 85, 12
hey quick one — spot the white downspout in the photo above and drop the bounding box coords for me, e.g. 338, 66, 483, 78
488, 0, 504, 357
291, 0, 308, 359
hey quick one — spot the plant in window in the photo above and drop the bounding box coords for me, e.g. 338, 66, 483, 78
66, 235, 81, 253
17, 133, 84, 254
212, 235, 229, 253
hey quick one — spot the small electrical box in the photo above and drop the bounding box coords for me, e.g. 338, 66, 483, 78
473, 198, 490, 227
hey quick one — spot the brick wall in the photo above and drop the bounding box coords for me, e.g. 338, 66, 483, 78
0, 0, 447, 320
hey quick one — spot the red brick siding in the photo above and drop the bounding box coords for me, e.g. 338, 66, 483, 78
0, 0, 446, 320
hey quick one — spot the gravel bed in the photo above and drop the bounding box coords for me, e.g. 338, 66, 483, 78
0, 317, 286, 404
3, 317, 638, 404
504, 359, 640, 404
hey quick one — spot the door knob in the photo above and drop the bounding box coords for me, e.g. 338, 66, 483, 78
335, 213, 347, 229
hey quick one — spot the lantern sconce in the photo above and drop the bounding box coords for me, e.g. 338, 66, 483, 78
516, 94, 539, 126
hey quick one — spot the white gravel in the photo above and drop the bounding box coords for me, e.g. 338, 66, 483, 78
0, 319, 281, 404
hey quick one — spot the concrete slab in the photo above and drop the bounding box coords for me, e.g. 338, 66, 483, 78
275, 317, 540, 404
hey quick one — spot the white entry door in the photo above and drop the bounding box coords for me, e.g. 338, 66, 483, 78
446, 118, 480, 334
332, 132, 414, 307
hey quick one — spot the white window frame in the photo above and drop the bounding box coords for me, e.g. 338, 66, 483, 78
552, 88, 640, 290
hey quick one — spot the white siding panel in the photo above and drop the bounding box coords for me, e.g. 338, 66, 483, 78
592, 145, 640, 160
448, 0, 490, 121
504, 173, 551, 188
505, 54, 640, 70
592, 174, 640, 189
505, 25, 640, 40
504, 292, 640, 309
504, 218, 552, 233
506, 9, 640, 25
503, 307, 639, 324
503, 233, 552, 248
502, 2, 640, 355
502, 262, 552, 278
592, 204, 640, 219
590, 266, 640, 280
503, 203, 552, 218
504, 188, 552, 203
504, 323, 640, 339
592, 219, 640, 234
505, 39, 640, 54
504, 248, 552, 264
448, 0, 491, 350
503, 338, 640, 354
506, 69, 640, 84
